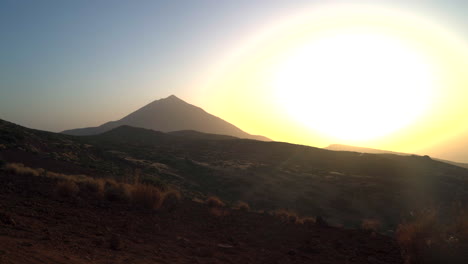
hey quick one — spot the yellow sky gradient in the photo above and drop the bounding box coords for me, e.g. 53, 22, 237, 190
197, 5, 468, 156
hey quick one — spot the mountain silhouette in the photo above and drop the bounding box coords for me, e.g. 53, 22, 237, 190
62, 95, 270, 141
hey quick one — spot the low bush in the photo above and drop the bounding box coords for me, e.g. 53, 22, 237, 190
105, 181, 131, 202
56, 180, 80, 198
160, 190, 182, 211
273, 209, 299, 223
131, 184, 162, 209
299, 217, 316, 226
234, 201, 250, 211
4, 163, 42, 176
361, 218, 382, 232
80, 178, 105, 196
141, 176, 168, 191
397, 209, 468, 264
206, 196, 225, 208
2, 163, 185, 211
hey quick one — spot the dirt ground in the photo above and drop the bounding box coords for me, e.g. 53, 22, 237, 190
0, 172, 403, 264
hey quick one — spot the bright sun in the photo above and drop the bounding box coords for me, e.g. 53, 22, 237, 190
272, 15, 438, 142
205, 5, 468, 151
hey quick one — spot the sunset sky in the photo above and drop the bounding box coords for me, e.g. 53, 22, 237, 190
1, 0, 468, 162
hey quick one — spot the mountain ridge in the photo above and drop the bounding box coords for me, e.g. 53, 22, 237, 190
62, 95, 270, 141
325, 143, 468, 169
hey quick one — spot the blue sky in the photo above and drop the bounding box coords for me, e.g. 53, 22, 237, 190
1, 0, 468, 132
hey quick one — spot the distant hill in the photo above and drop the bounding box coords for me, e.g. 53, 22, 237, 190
326, 144, 468, 169
326, 144, 409, 156
62, 95, 270, 141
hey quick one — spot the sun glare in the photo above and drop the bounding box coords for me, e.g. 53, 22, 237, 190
205, 4, 468, 151
273, 28, 437, 142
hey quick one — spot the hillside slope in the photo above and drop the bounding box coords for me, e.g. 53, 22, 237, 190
3, 119, 468, 231
0, 170, 403, 264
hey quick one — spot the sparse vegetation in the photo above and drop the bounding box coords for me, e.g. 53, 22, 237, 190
56, 180, 80, 198
160, 189, 182, 211
4, 163, 42, 176
80, 178, 105, 195
234, 201, 250, 211
2, 162, 181, 210
361, 218, 382, 232
130, 183, 162, 209
397, 208, 468, 264
206, 196, 225, 208
299, 217, 316, 226
104, 181, 132, 202
272, 209, 299, 223
141, 176, 168, 191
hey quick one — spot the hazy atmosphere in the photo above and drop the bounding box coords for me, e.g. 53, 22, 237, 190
2, 1, 468, 263
2, 0, 468, 162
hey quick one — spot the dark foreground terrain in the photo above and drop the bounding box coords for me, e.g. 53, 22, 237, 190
0, 171, 402, 264
2, 119, 468, 231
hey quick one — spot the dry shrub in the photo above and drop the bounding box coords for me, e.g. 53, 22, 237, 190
131, 184, 162, 209
46, 171, 66, 179
160, 190, 182, 211
209, 207, 229, 217
4, 163, 42, 176
396, 209, 468, 264
80, 178, 105, 196
105, 181, 131, 202
234, 201, 250, 211
299, 217, 316, 226
273, 209, 299, 223
397, 210, 441, 264
56, 180, 79, 198
206, 196, 225, 208
192, 197, 204, 204
361, 218, 382, 232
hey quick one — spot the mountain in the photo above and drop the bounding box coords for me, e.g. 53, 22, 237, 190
326, 144, 468, 169
62, 95, 270, 141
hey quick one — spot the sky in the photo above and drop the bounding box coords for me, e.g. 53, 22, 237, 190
1, 0, 468, 162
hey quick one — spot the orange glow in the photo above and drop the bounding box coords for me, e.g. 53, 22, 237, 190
198, 4, 468, 154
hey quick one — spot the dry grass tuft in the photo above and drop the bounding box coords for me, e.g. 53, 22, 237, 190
80, 178, 105, 195
234, 201, 250, 211
272, 209, 299, 223
396, 208, 468, 264
160, 190, 182, 211
3, 162, 184, 211
105, 181, 132, 202
361, 218, 382, 232
56, 180, 80, 198
299, 217, 316, 226
4, 163, 42, 176
130, 184, 162, 209
206, 196, 225, 208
